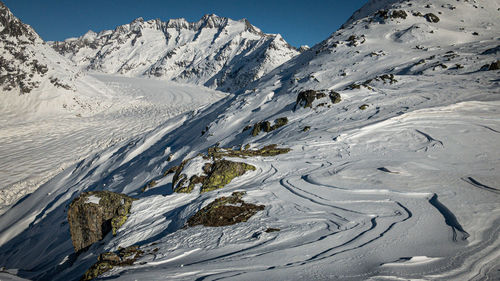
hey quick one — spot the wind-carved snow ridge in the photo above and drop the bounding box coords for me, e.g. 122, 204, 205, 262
0, 0, 500, 280
51, 14, 299, 92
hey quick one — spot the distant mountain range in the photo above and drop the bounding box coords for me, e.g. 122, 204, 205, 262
51, 14, 299, 92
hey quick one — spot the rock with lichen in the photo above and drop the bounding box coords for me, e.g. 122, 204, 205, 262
201, 160, 256, 193
170, 145, 289, 193
173, 158, 256, 193
186, 191, 265, 227
81, 245, 144, 281
67, 191, 135, 252
250, 117, 288, 136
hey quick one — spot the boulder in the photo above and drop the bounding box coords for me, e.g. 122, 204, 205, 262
81, 245, 144, 281
187, 191, 265, 227
329, 91, 342, 104
488, 60, 500, 71
424, 13, 440, 23
67, 191, 135, 252
201, 160, 256, 193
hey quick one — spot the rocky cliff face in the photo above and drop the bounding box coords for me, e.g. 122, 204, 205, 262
0, 1, 45, 93
67, 191, 134, 252
0, 1, 74, 94
51, 14, 299, 92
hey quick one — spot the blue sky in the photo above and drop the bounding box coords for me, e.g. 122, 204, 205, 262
3, 0, 367, 47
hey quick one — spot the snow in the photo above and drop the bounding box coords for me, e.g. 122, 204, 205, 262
0, 73, 226, 214
85, 195, 101, 205
51, 14, 299, 92
0, 0, 499, 280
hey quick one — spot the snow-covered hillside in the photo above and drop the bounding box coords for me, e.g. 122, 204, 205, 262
0, 73, 227, 215
0, 2, 228, 215
51, 15, 299, 92
0, 0, 499, 280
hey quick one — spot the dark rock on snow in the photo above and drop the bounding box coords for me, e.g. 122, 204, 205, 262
67, 191, 135, 252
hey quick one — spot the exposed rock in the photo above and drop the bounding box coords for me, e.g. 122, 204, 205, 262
359, 104, 370, 110
295, 90, 342, 110
242, 125, 252, 132
265, 228, 280, 233
207, 144, 291, 159
488, 60, 500, 71
391, 10, 408, 19
81, 245, 144, 281
67, 191, 135, 252
329, 91, 342, 104
346, 35, 365, 47
424, 13, 440, 23
303, 126, 311, 132
251, 121, 271, 136
141, 179, 157, 192
201, 160, 256, 193
173, 159, 255, 193
295, 90, 320, 109
187, 191, 265, 227
250, 117, 288, 136
171, 144, 290, 193
481, 46, 500, 55
273, 117, 289, 129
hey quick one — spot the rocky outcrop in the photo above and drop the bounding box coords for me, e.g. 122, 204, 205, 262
81, 245, 144, 281
249, 117, 288, 137
487, 60, 500, 71
0, 1, 47, 94
67, 191, 135, 252
295, 90, 342, 110
187, 191, 264, 227
173, 159, 256, 193
0, 1, 74, 94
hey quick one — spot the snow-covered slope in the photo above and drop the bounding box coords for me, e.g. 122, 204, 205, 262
0, 1, 127, 117
51, 15, 299, 92
0, 2, 227, 217
0, 73, 227, 215
0, 0, 499, 280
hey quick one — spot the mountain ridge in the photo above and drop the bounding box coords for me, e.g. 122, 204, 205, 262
51, 14, 299, 92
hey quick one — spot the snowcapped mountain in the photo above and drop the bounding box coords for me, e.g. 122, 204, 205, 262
0, 1, 77, 96
0, 1, 122, 117
0, 0, 499, 280
51, 15, 300, 92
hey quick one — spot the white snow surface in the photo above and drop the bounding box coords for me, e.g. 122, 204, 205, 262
0, 73, 226, 214
51, 15, 299, 92
0, 0, 500, 280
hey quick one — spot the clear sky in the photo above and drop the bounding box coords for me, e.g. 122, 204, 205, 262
3, 0, 368, 47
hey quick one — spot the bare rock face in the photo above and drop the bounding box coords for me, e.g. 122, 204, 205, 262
67, 191, 134, 252
187, 191, 264, 227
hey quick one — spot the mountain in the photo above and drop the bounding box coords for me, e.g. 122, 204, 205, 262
51, 15, 300, 92
0, 0, 499, 280
0, 2, 227, 220
0, 1, 76, 95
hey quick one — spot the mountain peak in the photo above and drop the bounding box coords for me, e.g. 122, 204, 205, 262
0, 0, 39, 42
198, 13, 228, 29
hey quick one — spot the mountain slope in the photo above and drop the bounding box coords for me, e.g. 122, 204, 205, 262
0, 0, 499, 280
51, 15, 299, 92
0, 2, 227, 218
